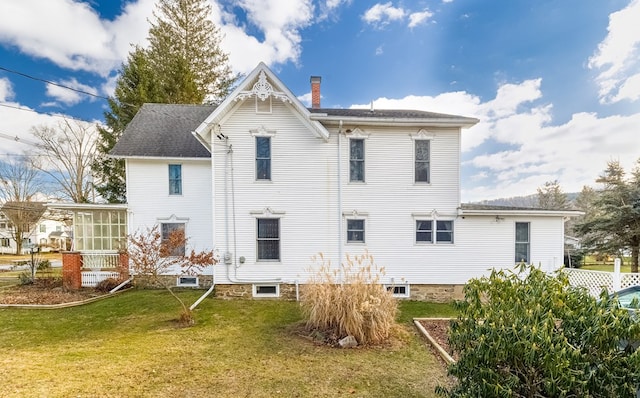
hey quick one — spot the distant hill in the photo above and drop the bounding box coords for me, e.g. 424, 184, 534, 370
472, 192, 580, 208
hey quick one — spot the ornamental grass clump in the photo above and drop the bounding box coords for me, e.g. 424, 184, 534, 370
301, 252, 398, 345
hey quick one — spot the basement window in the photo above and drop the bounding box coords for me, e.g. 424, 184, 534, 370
385, 284, 410, 298
177, 276, 199, 287
253, 284, 279, 298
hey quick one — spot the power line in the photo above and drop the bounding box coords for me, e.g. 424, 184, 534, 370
0, 66, 109, 101
0, 65, 219, 133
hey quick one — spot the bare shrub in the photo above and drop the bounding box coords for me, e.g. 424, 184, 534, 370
127, 225, 217, 325
301, 251, 398, 345
95, 278, 122, 293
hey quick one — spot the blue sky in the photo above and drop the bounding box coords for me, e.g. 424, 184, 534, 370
0, 0, 639, 202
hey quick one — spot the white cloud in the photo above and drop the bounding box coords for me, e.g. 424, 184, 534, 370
220, 0, 315, 74
45, 78, 99, 106
0, 77, 15, 102
362, 2, 406, 27
408, 10, 433, 28
375, 46, 384, 55
0, 0, 315, 82
297, 92, 312, 107
588, 0, 640, 103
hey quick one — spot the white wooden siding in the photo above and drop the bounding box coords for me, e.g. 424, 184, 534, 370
126, 158, 213, 253
207, 98, 565, 285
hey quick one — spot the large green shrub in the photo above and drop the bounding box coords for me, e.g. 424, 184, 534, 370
300, 252, 398, 345
438, 264, 640, 397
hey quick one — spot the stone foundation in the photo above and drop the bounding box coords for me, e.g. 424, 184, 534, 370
214, 283, 299, 300
409, 284, 465, 302
132, 274, 213, 289
213, 283, 462, 302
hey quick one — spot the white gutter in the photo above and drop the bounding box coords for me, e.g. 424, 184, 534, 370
309, 115, 479, 128
458, 208, 584, 217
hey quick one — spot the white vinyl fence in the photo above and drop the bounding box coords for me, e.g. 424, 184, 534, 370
563, 259, 640, 297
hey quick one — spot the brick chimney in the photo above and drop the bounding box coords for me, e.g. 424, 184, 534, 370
310, 76, 321, 109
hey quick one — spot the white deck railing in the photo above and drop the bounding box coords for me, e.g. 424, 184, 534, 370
81, 251, 120, 270
81, 271, 121, 287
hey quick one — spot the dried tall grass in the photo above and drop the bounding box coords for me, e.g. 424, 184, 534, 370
300, 251, 398, 345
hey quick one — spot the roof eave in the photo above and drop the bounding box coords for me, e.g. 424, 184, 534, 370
458, 208, 584, 217
309, 114, 479, 128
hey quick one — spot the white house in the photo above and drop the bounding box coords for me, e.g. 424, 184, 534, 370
70, 62, 581, 300
0, 210, 69, 255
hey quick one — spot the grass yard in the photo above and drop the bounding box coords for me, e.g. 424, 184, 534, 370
0, 290, 455, 397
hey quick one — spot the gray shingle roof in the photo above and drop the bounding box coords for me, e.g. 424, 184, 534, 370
110, 103, 215, 158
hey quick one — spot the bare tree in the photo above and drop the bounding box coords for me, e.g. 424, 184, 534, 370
0, 157, 46, 254
127, 225, 217, 325
31, 118, 98, 203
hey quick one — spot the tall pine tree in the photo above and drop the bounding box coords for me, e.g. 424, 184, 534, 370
92, 0, 236, 203
575, 160, 640, 272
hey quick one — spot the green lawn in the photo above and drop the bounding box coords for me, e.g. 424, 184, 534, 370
0, 290, 454, 397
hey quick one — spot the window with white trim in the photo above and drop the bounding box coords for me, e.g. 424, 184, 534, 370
416, 220, 454, 244
257, 218, 280, 261
515, 222, 530, 263
347, 219, 365, 243
253, 284, 280, 297
349, 138, 365, 182
0, 238, 9, 247
177, 276, 199, 287
168, 164, 182, 195
256, 136, 271, 180
161, 222, 185, 257
414, 140, 430, 183
385, 284, 410, 298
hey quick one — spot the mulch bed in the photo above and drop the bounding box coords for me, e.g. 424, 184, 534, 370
418, 319, 457, 361
0, 279, 105, 305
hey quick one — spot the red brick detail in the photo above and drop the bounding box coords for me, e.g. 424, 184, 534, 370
62, 252, 82, 290
118, 252, 130, 280
310, 76, 321, 109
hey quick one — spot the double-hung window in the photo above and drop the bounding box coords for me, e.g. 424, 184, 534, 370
257, 218, 280, 261
415, 140, 430, 183
168, 164, 182, 195
515, 222, 530, 263
161, 223, 185, 257
350, 139, 365, 182
256, 137, 271, 180
416, 220, 453, 244
347, 219, 365, 243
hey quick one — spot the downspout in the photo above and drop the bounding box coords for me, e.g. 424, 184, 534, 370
337, 121, 343, 268
190, 280, 215, 310
109, 277, 133, 294
189, 129, 219, 310
225, 142, 281, 283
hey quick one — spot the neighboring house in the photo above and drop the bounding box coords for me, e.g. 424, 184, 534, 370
0, 209, 69, 254
56, 63, 582, 300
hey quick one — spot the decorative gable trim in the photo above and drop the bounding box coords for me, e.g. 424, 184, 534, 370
193, 63, 330, 143
236, 71, 292, 104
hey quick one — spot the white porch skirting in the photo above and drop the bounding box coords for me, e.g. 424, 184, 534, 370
81, 271, 121, 287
